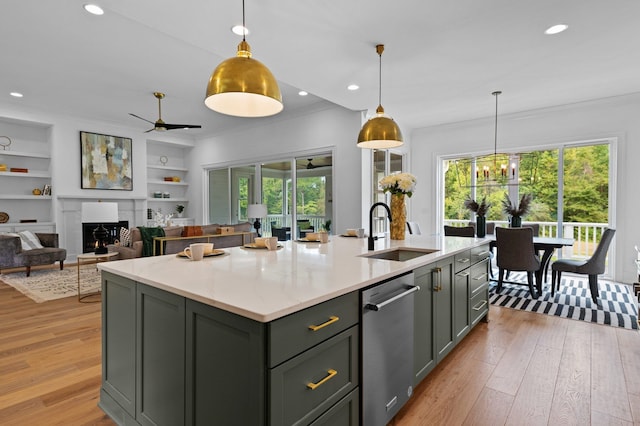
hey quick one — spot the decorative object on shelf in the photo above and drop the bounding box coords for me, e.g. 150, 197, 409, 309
10, 167, 28, 173
159, 155, 168, 166
176, 204, 185, 218
42, 184, 51, 195
32, 188, 42, 195
247, 203, 267, 237
204, 0, 283, 117
0, 164, 6, 171
0, 136, 11, 150
0, 211, 8, 223
357, 44, 403, 149
19, 219, 37, 223
502, 193, 533, 227
80, 131, 132, 190
81, 202, 119, 254
163, 192, 170, 198
153, 191, 162, 198
147, 208, 153, 219
129, 92, 202, 132
464, 197, 491, 237
380, 172, 417, 240
153, 210, 173, 227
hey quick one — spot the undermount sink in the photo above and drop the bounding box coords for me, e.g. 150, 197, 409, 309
359, 248, 439, 262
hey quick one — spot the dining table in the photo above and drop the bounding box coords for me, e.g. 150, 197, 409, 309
486, 234, 575, 294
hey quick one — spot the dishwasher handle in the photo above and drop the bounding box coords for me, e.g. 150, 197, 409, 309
365, 285, 420, 311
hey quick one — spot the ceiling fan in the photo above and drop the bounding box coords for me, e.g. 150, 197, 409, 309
306, 158, 318, 169
129, 92, 202, 133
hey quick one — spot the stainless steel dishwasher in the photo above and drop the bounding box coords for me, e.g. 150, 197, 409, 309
362, 272, 419, 426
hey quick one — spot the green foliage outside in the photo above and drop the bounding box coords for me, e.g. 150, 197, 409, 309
262, 176, 326, 216
444, 144, 609, 225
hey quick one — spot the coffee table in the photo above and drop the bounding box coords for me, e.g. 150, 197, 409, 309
77, 251, 119, 302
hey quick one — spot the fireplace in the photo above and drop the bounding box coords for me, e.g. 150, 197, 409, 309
82, 221, 129, 253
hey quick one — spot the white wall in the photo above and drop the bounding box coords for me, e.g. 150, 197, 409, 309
409, 92, 640, 283
189, 104, 363, 236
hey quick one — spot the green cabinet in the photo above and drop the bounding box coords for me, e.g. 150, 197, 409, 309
433, 257, 455, 363
100, 273, 358, 426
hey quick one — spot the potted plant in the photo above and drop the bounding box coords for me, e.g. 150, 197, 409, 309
323, 219, 332, 234
502, 193, 533, 227
176, 204, 185, 218
464, 196, 491, 237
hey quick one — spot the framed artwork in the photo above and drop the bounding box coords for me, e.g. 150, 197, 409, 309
80, 131, 133, 190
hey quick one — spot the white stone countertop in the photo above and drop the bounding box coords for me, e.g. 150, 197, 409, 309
98, 234, 490, 322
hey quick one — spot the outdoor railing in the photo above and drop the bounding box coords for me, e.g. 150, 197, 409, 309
444, 219, 609, 260
263, 215, 327, 235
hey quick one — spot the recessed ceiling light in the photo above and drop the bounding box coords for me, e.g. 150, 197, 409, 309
545, 24, 568, 35
347, 84, 359, 91
83, 4, 104, 15
231, 25, 249, 36
10, 92, 23, 98
298, 91, 308, 96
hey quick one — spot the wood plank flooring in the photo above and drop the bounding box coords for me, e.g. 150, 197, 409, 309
1, 276, 639, 425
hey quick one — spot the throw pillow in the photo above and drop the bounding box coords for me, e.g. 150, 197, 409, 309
120, 227, 131, 247
17, 230, 44, 251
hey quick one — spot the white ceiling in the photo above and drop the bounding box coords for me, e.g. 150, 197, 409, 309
2, 0, 640, 138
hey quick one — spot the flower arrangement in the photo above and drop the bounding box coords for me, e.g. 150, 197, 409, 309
464, 196, 491, 217
379, 172, 417, 197
502, 193, 533, 217
176, 204, 185, 214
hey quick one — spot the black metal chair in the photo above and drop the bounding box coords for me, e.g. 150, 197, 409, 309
444, 225, 475, 237
495, 227, 541, 298
270, 221, 291, 241
551, 228, 616, 303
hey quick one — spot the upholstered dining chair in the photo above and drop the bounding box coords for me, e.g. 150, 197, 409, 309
551, 228, 616, 303
407, 222, 422, 235
495, 227, 541, 298
444, 225, 475, 237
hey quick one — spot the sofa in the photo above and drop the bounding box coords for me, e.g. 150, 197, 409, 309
108, 223, 255, 257
0, 232, 67, 276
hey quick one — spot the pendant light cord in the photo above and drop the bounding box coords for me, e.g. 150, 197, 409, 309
242, 0, 246, 42
492, 90, 501, 171
378, 49, 382, 107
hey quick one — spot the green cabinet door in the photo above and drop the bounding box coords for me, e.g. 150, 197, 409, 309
454, 268, 471, 343
433, 257, 454, 363
413, 263, 435, 385
101, 272, 137, 417
185, 299, 266, 426
136, 284, 186, 426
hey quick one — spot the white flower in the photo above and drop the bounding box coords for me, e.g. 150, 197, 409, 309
379, 172, 417, 197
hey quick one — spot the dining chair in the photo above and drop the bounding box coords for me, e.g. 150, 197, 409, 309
551, 228, 616, 303
495, 227, 540, 298
444, 225, 475, 237
407, 222, 422, 235
467, 221, 496, 235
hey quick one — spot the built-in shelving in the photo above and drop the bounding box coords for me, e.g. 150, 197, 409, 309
146, 139, 192, 219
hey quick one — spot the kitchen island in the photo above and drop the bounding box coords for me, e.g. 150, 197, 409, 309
98, 234, 490, 425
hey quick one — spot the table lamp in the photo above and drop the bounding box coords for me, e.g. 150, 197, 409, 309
81, 202, 119, 254
247, 204, 267, 237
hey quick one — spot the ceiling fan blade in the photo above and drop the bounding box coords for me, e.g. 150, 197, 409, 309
129, 113, 155, 125
163, 123, 202, 130
144, 128, 155, 133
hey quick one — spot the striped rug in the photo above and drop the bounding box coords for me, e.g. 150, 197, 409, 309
489, 272, 639, 330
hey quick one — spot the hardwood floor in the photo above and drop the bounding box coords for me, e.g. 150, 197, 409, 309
1, 276, 639, 425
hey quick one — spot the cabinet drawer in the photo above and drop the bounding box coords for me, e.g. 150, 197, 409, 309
470, 284, 489, 325
454, 250, 471, 273
469, 259, 490, 295
270, 326, 359, 426
310, 388, 359, 426
471, 244, 491, 265
269, 291, 359, 367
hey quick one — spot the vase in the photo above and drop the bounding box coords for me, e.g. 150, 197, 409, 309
476, 216, 486, 238
390, 193, 406, 240
510, 216, 522, 227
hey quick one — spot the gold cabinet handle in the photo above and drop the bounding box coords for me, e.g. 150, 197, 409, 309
432, 267, 442, 292
456, 271, 470, 277
473, 273, 488, 281
476, 250, 490, 257
307, 369, 337, 390
308, 316, 339, 331
458, 258, 470, 264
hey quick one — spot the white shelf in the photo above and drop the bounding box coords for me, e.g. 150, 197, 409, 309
0, 170, 51, 178
0, 194, 52, 200
0, 150, 50, 159
147, 164, 188, 172
148, 197, 189, 202
147, 179, 188, 186
0, 221, 55, 227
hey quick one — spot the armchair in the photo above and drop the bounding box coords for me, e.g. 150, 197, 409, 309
0, 232, 66, 276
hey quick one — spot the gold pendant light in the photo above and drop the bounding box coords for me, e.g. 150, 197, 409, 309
204, 0, 283, 117
357, 44, 403, 149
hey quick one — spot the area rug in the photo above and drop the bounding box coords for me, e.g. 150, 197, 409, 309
489, 272, 639, 330
0, 265, 100, 303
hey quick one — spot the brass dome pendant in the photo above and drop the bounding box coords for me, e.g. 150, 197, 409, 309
357, 44, 403, 149
204, 1, 282, 117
